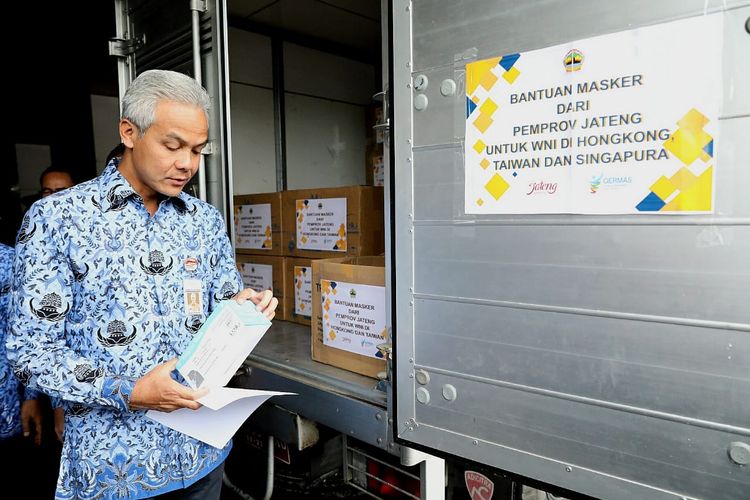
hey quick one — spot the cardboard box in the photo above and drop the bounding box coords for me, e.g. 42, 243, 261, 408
365, 144, 384, 187
365, 103, 385, 146
282, 186, 384, 259
283, 257, 314, 326
311, 256, 386, 378
233, 192, 283, 255
236, 255, 286, 320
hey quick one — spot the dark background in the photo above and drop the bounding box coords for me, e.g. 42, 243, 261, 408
1, 2, 118, 244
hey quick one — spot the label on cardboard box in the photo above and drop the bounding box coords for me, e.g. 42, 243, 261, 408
240, 262, 273, 293
294, 266, 312, 317
295, 198, 347, 252
320, 280, 386, 358
235, 203, 273, 250
372, 155, 384, 187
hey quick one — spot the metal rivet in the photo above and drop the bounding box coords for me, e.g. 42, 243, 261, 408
442, 384, 457, 401
472, 440, 478, 446
376, 413, 382, 421
414, 94, 428, 111
728, 441, 750, 465
565, 466, 572, 472
409, 358, 414, 363
440, 79, 457, 96
377, 437, 383, 444
415, 369, 430, 385
413, 74, 428, 91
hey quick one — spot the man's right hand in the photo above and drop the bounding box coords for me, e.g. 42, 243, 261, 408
129, 358, 208, 412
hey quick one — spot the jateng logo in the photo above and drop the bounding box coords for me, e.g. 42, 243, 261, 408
526, 180, 558, 196
590, 172, 632, 193
464, 471, 494, 500
563, 48, 584, 72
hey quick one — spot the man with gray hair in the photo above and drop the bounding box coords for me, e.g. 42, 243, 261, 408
8, 69, 278, 499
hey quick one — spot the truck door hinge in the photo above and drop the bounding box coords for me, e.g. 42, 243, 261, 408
108, 34, 145, 58
190, 0, 207, 13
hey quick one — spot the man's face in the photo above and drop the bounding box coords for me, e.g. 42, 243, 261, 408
121, 100, 208, 198
41, 172, 74, 197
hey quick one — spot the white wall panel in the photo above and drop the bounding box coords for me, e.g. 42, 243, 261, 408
230, 83, 276, 194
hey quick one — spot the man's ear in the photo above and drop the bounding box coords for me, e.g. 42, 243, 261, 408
120, 119, 139, 148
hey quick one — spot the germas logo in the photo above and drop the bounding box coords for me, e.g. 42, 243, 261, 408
591, 172, 632, 193
590, 173, 603, 194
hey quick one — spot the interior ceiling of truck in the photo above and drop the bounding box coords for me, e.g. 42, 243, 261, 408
228, 0, 381, 52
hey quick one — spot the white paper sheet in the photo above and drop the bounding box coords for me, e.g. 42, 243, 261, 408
146, 388, 293, 449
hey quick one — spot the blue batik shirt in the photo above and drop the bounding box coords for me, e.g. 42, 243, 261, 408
7, 160, 243, 499
1, 243, 38, 439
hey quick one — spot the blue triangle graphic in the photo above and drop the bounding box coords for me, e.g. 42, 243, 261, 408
499, 53, 520, 71
703, 139, 713, 158
466, 96, 478, 118
636, 192, 666, 212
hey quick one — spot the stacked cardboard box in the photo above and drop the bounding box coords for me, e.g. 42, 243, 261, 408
233, 192, 283, 255
365, 103, 385, 187
283, 257, 313, 326
236, 254, 286, 321
365, 144, 384, 187
282, 186, 384, 260
234, 186, 384, 328
311, 256, 386, 378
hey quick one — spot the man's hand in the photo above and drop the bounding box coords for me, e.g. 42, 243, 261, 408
21, 399, 43, 445
129, 358, 208, 412
53, 407, 65, 443
234, 288, 278, 320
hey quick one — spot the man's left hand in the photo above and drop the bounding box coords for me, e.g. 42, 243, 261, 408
233, 288, 278, 320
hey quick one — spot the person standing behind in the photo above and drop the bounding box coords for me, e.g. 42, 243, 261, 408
8, 69, 278, 500
37, 166, 74, 440
0, 242, 48, 492
19, 165, 76, 216
39, 166, 75, 198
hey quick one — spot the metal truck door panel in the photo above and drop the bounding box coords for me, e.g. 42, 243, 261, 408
113, 0, 233, 219
393, 1, 750, 499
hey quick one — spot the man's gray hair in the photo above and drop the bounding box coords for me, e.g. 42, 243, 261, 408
121, 69, 210, 135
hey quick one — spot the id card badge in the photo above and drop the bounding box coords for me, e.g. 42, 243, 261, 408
183, 279, 203, 315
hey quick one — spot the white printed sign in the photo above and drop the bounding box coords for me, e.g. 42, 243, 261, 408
293, 266, 312, 317
465, 14, 722, 214
320, 280, 386, 359
295, 198, 347, 252
240, 262, 273, 293
235, 204, 273, 250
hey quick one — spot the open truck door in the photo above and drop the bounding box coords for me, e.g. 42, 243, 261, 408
391, 1, 750, 499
